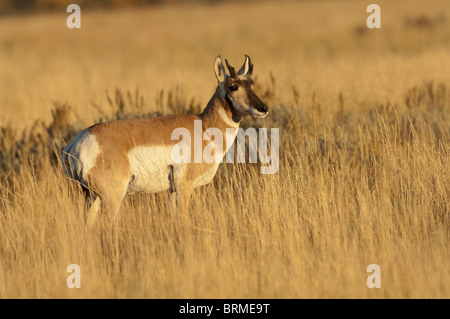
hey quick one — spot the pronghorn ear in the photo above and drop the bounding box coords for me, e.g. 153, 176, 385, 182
214, 55, 226, 83
238, 54, 253, 77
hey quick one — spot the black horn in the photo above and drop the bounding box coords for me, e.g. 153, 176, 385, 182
238, 55, 253, 76
225, 59, 237, 78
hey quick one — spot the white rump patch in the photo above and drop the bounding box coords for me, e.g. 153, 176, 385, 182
62, 129, 100, 185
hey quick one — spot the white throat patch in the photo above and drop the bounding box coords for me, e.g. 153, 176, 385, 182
217, 105, 239, 128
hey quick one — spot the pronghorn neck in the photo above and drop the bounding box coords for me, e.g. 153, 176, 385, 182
199, 88, 241, 130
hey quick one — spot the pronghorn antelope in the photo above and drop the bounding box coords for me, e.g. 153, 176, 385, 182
62, 55, 268, 227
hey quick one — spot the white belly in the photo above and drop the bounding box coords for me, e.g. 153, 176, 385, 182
126, 143, 225, 194
127, 146, 174, 194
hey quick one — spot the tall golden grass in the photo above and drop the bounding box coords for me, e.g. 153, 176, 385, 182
0, 0, 449, 298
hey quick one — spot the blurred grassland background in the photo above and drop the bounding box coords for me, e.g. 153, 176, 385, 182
0, 0, 449, 298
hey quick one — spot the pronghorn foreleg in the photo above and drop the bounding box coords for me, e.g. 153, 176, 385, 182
168, 165, 193, 216
168, 165, 177, 215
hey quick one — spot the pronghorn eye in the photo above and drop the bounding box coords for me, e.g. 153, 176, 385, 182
229, 85, 238, 91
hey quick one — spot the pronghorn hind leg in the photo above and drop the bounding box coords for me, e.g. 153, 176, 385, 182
86, 196, 101, 229
85, 180, 128, 230
88, 184, 126, 230
87, 154, 131, 228
82, 186, 101, 229
105, 191, 125, 227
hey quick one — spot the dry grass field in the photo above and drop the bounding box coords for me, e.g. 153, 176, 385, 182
0, 0, 449, 298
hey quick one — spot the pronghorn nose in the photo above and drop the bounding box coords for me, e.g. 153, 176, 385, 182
259, 104, 269, 113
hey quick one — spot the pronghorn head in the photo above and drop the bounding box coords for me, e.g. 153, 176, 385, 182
214, 55, 269, 119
